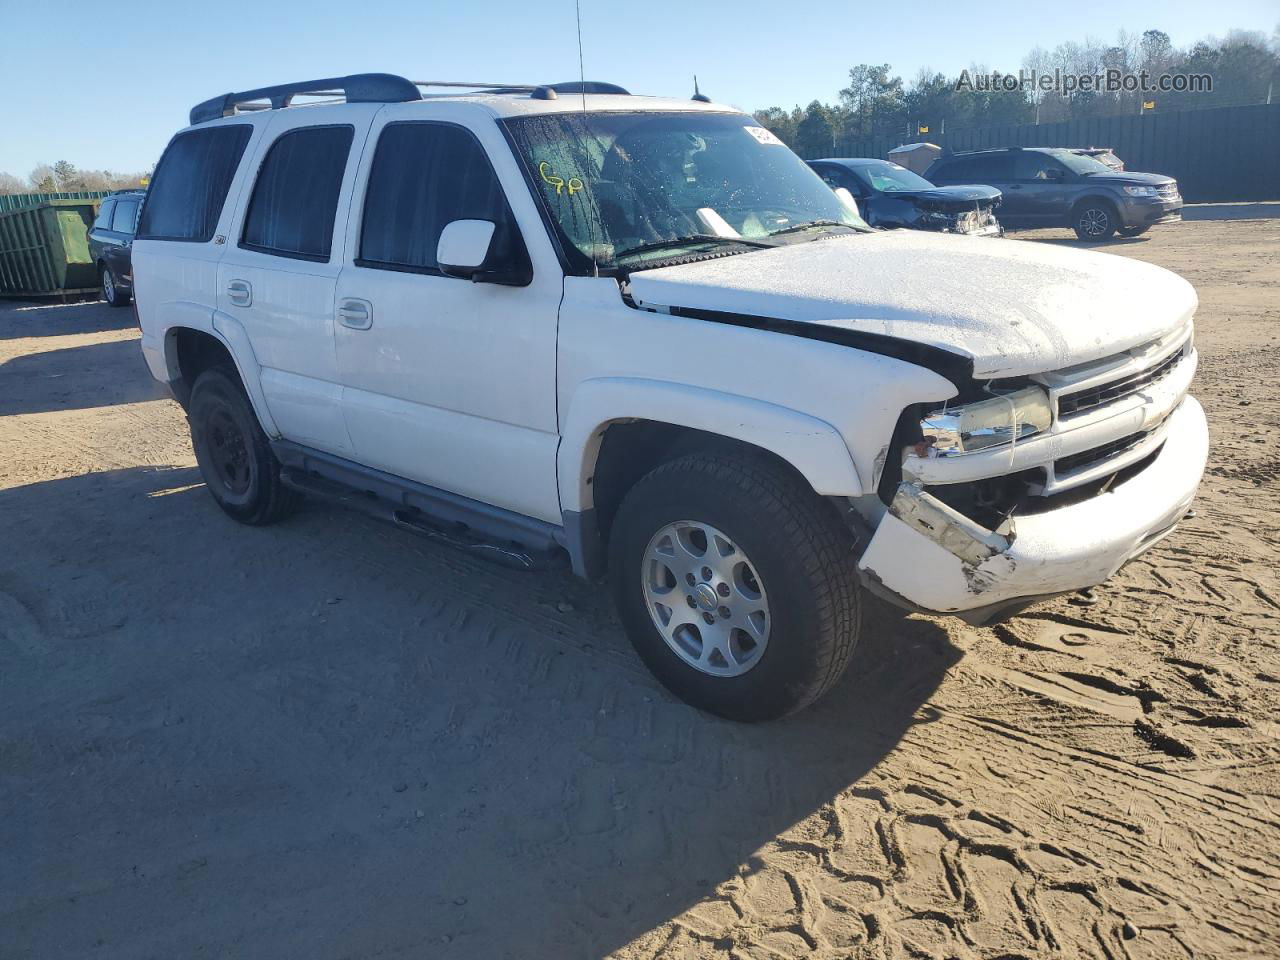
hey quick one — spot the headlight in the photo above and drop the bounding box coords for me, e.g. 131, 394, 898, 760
916, 387, 1052, 457
1123, 185, 1159, 197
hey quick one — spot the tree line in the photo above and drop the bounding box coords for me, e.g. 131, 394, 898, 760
0, 160, 149, 196
753, 26, 1280, 157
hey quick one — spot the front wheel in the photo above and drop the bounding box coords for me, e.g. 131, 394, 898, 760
609, 452, 861, 721
1073, 202, 1119, 241
189, 367, 298, 525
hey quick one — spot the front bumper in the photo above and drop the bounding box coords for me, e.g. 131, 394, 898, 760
1120, 196, 1183, 227
857, 394, 1208, 621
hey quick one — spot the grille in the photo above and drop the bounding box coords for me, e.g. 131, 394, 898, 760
1055, 427, 1155, 476
1157, 182, 1179, 199
1058, 343, 1187, 418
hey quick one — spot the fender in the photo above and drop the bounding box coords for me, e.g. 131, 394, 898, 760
159, 309, 280, 438
557, 377, 864, 514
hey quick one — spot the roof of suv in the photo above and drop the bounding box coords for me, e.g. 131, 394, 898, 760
187, 73, 734, 126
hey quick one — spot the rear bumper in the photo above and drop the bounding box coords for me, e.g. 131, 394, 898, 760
856, 395, 1208, 620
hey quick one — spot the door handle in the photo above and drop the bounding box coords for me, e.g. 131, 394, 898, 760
226, 279, 252, 307
337, 298, 373, 330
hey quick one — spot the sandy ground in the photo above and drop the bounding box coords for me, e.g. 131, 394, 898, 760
1, 219, 1277, 960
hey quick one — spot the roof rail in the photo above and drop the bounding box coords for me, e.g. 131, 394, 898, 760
412, 80, 630, 96
190, 73, 421, 125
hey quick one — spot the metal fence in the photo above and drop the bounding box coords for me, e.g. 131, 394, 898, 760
830, 103, 1280, 203
0, 190, 111, 214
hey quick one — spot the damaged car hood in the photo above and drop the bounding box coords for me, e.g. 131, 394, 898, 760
626, 231, 1197, 378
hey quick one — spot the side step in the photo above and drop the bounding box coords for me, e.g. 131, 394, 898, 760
273, 441, 568, 572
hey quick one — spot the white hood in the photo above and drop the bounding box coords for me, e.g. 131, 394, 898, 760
626, 231, 1197, 378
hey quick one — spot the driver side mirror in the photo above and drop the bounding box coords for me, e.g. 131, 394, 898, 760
437, 219, 496, 279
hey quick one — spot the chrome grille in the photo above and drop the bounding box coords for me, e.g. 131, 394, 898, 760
1157, 182, 1179, 199
1058, 343, 1187, 418
1055, 427, 1155, 477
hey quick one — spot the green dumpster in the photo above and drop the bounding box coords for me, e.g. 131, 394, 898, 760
0, 199, 102, 298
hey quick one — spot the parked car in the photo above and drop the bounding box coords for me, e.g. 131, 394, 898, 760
133, 74, 1207, 721
926, 147, 1181, 241
88, 189, 145, 306
808, 158, 1002, 236
1072, 147, 1124, 172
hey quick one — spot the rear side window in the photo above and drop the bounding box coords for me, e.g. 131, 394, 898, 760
359, 122, 509, 272
241, 125, 354, 261
137, 125, 252, 241
111, 199, 139, 234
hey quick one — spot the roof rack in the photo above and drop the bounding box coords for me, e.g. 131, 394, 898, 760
190, 74, 631, 124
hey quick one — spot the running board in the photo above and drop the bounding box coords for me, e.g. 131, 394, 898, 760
272, 441, 568, 572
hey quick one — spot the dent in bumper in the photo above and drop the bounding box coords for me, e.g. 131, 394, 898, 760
858, 395, 1208, 616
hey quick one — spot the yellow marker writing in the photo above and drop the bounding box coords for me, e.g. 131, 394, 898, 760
539, 161, 585, 197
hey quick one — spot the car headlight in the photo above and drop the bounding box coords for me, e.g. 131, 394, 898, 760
1123, 185, 1159, 197
916, 386, 1052, 457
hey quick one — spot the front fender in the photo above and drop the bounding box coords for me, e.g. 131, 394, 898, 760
557, 377, 863, 513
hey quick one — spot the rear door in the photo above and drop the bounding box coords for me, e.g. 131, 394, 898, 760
216, 108, 376, 458
88, 198, 116, 272
106, 197, 140, 284
332, 108, 562, 523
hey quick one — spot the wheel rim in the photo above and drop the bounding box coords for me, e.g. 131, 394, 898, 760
1079, 207, 1110, 237
102, 269, 114, 301
641, 520, 770, 677
206, 407, 252, 495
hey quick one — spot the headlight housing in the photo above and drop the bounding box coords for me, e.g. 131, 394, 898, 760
916, 386, 1052, 457
1123, 185, 1159, 198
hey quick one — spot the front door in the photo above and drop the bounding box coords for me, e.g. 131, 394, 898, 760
216, 107, 377, 457
1011, 152, 1070, 224
333, 110, 562, 524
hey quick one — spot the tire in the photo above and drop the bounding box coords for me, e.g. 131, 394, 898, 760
188, 366, 298, 525
101, 264, 130, 307
1072, 201, 1119, 242
608, 451, 861, 721
1117, 225, 1150, 238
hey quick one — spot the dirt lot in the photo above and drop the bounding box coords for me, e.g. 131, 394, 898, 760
2, 219, 1278, 960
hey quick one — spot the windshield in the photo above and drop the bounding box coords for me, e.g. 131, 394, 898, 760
1051, 150, 1114, 175
859, 162, 935, 193
502, 111, 867, 272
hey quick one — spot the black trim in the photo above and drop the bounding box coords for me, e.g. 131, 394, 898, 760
655, 303, 975, 388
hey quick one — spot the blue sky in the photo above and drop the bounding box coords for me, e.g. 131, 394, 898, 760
0, 0, 1275, 176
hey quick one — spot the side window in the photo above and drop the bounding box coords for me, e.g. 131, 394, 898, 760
111, 199, 139, 234
93, 199, 115, 230
137, 124, 252, 242
973, 155, 1015, 180
241, 125, 354, 262
1015, 153, 1062, 180
359, 122, 514, 273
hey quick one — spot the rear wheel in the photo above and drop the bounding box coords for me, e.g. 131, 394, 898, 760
101, 264, 129, 307
608, 451, 861, 721
1117, 225, 1150, 238
189, 367, 297, 525
1072, 201, 1119, 241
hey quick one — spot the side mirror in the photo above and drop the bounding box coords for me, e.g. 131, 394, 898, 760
436, 219, 496, 279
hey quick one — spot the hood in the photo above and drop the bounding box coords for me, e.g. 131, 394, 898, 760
626, 231, 1196, 379
1083, 170, 1174, 186
887, 184, 1001, 206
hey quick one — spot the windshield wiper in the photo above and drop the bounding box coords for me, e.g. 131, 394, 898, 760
613, 234, 774, 262
767, 219, 854, 238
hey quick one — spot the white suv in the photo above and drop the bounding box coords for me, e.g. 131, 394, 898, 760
133, 74, 1208, 721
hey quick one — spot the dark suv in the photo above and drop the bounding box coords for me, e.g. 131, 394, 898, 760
926, 147, 1181, 241
87, 189, 146, 306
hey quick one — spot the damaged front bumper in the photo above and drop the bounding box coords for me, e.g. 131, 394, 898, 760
856, 395, 1208, 624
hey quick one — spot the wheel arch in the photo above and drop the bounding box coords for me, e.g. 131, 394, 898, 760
162, 319, 279, 437
558, 379, 863, 578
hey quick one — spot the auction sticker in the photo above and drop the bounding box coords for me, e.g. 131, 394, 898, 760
744, 125, 784, 145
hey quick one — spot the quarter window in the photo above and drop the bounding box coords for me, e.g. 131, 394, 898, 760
111, 199, 139, 234
137, 124, 252, 242
359, 122, 511, 272
241, 125, 354, 261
